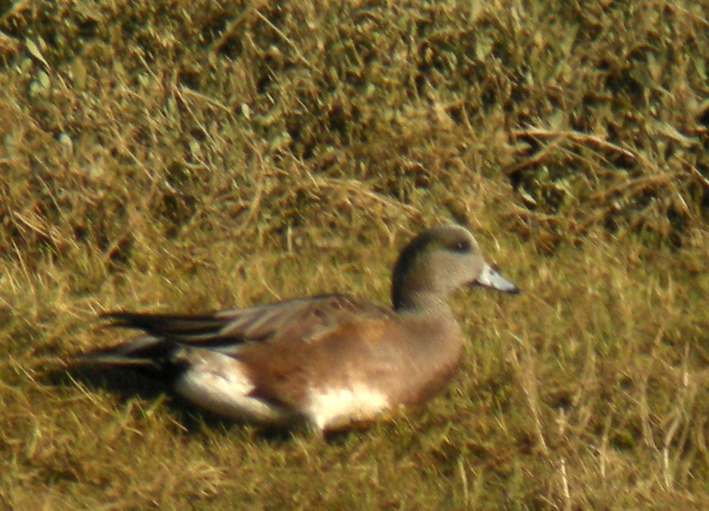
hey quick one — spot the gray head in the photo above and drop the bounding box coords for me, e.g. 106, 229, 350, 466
391, 225, 518, 311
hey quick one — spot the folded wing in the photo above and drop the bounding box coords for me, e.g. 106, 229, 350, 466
79, 294, 394, 366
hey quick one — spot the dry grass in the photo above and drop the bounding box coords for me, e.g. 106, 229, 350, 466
2, 0, 709, 509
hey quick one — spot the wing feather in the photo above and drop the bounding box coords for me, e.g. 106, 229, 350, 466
100, 294, 393, 355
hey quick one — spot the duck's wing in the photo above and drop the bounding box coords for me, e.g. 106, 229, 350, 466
79, 294, 393, 366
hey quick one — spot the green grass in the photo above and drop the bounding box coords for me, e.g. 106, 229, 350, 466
2, 0, 709, 509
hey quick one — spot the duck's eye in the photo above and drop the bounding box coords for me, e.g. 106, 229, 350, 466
451, 239, 471, 253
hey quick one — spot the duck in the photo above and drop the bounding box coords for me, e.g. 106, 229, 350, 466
77, 224, 519, 434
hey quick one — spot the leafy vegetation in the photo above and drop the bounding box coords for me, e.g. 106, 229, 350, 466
1, 0, 708, 509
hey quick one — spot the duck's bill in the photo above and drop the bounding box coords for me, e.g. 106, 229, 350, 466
471, 264, 519, 294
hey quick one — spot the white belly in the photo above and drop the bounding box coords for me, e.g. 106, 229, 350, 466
171, 346, 392, 433
304, 384, 391, 432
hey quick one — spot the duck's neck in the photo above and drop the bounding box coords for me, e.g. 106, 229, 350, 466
393, 291, 455, 317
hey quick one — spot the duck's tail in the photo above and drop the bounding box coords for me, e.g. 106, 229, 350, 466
74, 335, 176, 368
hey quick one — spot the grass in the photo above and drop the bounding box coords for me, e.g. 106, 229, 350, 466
2, 0, 709, 509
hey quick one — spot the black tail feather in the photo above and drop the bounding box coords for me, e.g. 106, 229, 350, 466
74, 336, 188, 381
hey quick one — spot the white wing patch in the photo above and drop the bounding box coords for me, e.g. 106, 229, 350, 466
173, 348, 293, 425
305, 384, 390, 432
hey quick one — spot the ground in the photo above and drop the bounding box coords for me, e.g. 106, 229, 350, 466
1, 1, 709, 510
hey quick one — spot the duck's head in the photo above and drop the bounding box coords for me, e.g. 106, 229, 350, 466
391, 224, 519, 311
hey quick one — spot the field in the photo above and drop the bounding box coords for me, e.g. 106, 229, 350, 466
2, 1, 709, 509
